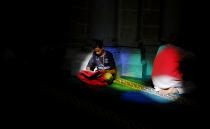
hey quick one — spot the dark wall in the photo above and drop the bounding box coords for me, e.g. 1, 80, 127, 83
160, 0, 182, 41
3, 0, 208, 92
88, 0, 117, 42
179, 1, 208, 98
2, 1, 208, 128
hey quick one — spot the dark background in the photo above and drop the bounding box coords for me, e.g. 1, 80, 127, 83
2, 0, 209, 128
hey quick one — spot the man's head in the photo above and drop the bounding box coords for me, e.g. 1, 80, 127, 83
91, 39, 104, 56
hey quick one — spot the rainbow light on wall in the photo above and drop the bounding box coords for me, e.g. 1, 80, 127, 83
105, 47, 143, 78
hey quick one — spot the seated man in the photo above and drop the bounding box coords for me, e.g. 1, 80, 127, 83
78, 39, 117, 87
151, 43, 195, 95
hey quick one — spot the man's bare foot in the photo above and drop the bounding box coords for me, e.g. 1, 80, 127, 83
159, 87, 179, 95
159, 89, 169, 94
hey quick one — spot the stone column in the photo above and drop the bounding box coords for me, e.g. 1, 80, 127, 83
160, 0, 182, 41
88, 0, 117, 46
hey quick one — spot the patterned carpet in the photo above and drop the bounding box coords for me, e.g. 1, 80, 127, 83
109, 77, 193, 105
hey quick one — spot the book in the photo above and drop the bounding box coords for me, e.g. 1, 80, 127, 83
80, 70, 101, 79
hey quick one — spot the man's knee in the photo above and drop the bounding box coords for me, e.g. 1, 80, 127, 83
104, 73, 113, 81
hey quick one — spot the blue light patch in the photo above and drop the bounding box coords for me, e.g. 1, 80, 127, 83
121, 91, 173, 104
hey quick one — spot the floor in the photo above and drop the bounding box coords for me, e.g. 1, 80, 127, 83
37, 76, 206, 129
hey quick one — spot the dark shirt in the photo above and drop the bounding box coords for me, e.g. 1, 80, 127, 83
87, 50, 116, 71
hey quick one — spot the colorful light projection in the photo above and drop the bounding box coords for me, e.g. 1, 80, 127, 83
121, 91, 173, 104
105, 47, 143, 78
109, 78, 180, 104
78, 46, 183, 104
108, 83, 175, 104
79, 46, 155, 79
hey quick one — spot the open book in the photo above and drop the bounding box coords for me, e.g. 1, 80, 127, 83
80, 70, 101, 79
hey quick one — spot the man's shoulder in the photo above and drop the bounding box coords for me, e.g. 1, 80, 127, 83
105, 50, 113, 56
91, 52, 96, 57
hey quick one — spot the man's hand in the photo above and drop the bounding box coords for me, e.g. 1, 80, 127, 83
159, 87, 179, 95
86, 67, 91, 71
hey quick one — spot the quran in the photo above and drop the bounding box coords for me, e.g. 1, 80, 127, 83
80, 70, 101, 79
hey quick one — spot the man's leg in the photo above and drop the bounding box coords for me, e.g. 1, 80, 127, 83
77, 71, 108, 87
104, 73, 114, 84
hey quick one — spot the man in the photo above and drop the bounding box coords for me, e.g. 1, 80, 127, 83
78, 39, 117, 87
152, 43, 195, 95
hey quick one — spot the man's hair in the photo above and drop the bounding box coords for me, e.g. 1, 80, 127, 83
91, 39, 104, 49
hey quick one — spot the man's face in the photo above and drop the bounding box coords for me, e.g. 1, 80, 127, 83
94, 47, 104, 56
